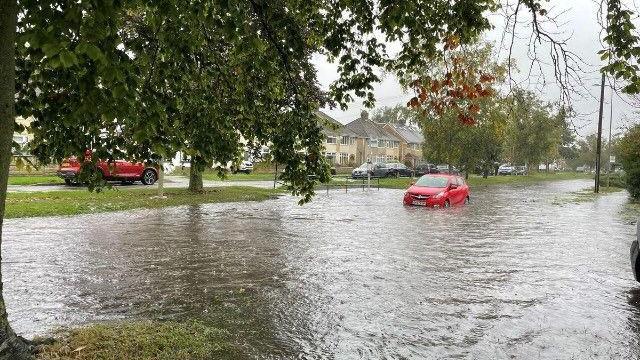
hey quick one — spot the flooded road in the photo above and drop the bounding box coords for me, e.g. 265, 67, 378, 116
4, 179, 640, 358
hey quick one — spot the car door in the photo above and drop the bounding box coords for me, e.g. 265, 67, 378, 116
372, 163, 385, 177
457, 177, 469, 203
450, 177, 464, 204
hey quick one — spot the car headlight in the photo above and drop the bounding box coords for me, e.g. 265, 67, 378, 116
435, 191, 445, 198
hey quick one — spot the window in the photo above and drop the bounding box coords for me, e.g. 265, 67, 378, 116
325, 152, 336, 163
339, 153, 349, 165
378, 139, 385, 148
415, 175, 448, 188
340, 136, 354, 145
369, 139, 378, 148
393, 141, 400, 148
326, 136, 337, 144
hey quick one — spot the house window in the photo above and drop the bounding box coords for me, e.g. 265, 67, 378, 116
369, 139, 378, 148
340, 136, 352, 145
325, 152, 336, 163
326, 136, 337, 144
378, 139, 385, 148
394, 141, 400, 148
339, 153, 349, 165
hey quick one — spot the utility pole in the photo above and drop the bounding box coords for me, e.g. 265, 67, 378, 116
595, 72, 605, 193
607, 79, 614, 188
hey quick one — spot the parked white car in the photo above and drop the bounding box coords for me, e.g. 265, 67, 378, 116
498, 164, 513, 175
236, 161, 253, 174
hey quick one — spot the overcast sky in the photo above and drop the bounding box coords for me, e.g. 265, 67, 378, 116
314, 0, 639, 139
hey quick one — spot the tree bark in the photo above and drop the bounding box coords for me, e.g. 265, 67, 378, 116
188, 157, 204, 192
0, 1, 36, 358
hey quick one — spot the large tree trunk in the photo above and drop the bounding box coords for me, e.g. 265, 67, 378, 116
188, 157, 204, 192
0, 1, 36, 358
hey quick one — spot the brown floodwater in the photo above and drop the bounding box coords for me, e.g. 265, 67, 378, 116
3, 179, 639, 358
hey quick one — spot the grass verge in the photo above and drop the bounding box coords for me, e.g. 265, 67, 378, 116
37, 321, 241, 360
5, 186, 281, 219
8, 175, 64, 186
327, 172, 593, 190
551, 186, 625, 205
622, 201, 640, 224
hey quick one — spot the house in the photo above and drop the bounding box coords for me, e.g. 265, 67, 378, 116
381, 123, 424, 167
318, 111, 360, 166
345, 115, 402, 165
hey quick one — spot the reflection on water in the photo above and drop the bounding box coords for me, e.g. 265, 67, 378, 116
4, 179, 640, 358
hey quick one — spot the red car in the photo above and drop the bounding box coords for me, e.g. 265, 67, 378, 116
57, 157, 158, 186
403, 174, 470, 208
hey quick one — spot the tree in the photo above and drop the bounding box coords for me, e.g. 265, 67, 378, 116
371, 105, 413, 126
618, 124, 640, 198
1, 1, 38, 357
409, 43, 507, 174
503, 89, 562, 170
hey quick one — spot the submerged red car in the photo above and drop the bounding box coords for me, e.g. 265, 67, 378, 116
403, 174, 470, 208
57, 157, 158, 186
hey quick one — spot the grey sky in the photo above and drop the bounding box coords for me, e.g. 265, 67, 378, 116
314, 0, 638, 139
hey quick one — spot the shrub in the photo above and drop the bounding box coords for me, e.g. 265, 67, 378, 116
619, 124, 640, 199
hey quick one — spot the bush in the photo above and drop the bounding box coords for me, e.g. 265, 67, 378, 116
607, 172, 627, 189
619, 124, 640, 199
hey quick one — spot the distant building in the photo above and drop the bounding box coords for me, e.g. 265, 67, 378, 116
345, 116, 402, 164
318, 111, 360, 166
381, 123, 424, 167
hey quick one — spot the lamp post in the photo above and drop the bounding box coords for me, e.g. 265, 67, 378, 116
595, 73, 605, 193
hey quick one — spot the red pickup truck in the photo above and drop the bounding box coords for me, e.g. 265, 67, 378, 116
57, 157, 158, 186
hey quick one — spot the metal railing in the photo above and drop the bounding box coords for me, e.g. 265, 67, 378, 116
320, 175, 381, 193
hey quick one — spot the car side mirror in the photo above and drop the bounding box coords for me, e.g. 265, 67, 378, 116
449, 184, 458, 190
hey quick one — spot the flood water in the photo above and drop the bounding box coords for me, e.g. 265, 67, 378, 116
4, 179, 640, 358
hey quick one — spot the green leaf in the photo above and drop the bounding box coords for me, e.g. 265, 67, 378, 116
59, 50, 79, 68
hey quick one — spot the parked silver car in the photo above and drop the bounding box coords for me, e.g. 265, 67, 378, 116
498, 164, 513, 175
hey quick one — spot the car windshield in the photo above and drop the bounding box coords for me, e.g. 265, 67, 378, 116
414, 175, 448, 188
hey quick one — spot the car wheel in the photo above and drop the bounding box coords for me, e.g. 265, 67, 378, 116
444, 199, 451, 208
64, 179, 72, 186
141, 169, 157, 185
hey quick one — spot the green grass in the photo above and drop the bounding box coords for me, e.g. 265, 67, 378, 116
551, 186, 625, 205
37, 321, 241, 360
466, 172, 592, 187
621, 200, 640, 223
5, 187, 280, 219
8, 175, 64, 186
327, 172, 592, 190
